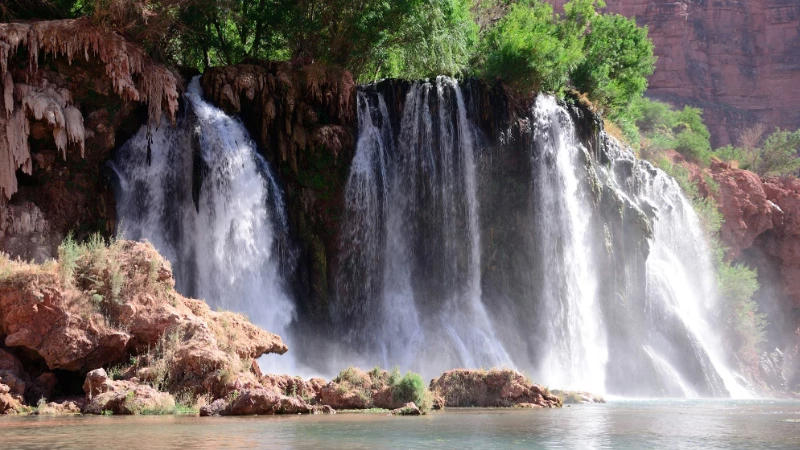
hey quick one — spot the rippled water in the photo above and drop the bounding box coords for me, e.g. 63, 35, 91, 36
2, 400, 798, 449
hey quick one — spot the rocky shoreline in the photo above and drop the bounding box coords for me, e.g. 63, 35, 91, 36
1, 239, 564, 416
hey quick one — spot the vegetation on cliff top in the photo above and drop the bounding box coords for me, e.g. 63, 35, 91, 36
3, 1, 654, 117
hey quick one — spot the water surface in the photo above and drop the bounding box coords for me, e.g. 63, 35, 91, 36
2, 400, 798, 449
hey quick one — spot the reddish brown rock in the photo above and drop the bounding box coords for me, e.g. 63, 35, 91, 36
429, 369, 561, 408
32, 399, 84, 415
0, 240, 287, 375
0, 348, 28, 397
709, 160, 774, 258
261, 373, 326, 402
549, 1, 800, 146
224, 388, 314, 416
82, 368, 175, 415
391, 402, 421, 416
0, 382, 23, 414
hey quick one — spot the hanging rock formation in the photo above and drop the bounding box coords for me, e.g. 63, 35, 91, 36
0, 19, 179, 261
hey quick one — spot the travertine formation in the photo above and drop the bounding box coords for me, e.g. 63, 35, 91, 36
0, 19, 179, 199
429, 369, 562, 408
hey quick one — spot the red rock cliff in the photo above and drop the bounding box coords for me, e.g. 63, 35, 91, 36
550, 0, 800, 146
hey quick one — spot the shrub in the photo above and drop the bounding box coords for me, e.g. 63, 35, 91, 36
750, 129, 800, 177
571, 12, 656, 116
57, 232, 81, 285
391, 372, 432, 411
365, 0, 478, 81
477, 0, 585, 92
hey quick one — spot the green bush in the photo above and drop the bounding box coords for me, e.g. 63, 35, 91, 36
391, 372, 432, 411
476, 0, 585, 92
365, 0, 478, 81
632, 98, 713, 164
673, 129, 712, 164
749, 129, 800, 177
57, 232, 81, 285
571, 13, 655, 116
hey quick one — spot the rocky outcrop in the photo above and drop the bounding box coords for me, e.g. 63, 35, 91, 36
0, 382, 23, 414
706, 161, 800, 310
549, 0, 800, 147
82, 368, 175, 415
0, 239, 287, 412
429, 369, 562, 408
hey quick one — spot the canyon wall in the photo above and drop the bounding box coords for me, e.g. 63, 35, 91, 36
550, 0, 800, 147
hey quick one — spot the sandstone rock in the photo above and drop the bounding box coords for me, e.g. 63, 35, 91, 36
318, 382, 372, 410
0, 383, 23, 414
32, 399, 83, 415
29, 372, 58, 401
710, 161, 773, 258
315, 405, 336, 415
224, 388, 313, 416
550, 1, 800, 147
0, 240, 287, 386
0, 348, 28, 397
261, 373, 324, 402
429, 369, 561, 408
551, 390, 606, 404
82, 368, 175, 415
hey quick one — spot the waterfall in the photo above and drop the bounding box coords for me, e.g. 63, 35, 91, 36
530, 95, 607, 393
638, 166, 750, 397
334, 85, 748, 397
335, 78, 512, 375
110, 77, 297, 371
108, 72, 750, 397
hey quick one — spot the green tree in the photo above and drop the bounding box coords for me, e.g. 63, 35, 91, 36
476, 0, 588, 92
571, 13, 655, 115
362, 0, 478, 81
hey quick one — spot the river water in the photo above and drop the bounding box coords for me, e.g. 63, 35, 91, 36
2, 400, 798, 449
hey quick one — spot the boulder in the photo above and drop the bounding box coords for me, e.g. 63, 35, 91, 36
199, 399, 228, 417
429, 369, 561, 408
0, 240, 288, 402
82, 368, 175, 415
0, 382, 23, 414
225, 388, 313, 416
32, 399, 83, 415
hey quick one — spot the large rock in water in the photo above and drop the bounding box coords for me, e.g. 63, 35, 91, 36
82, 368, 175, 415
548, 0, 800, 146
429, 369, 562, 408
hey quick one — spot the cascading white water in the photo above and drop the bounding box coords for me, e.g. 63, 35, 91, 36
335, 86, 748, 397
111, 77, 297, 371
108, 72, 753, 396
336, 77, 512, 375
639, 168, 750, 397
531, 95, 607, 393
